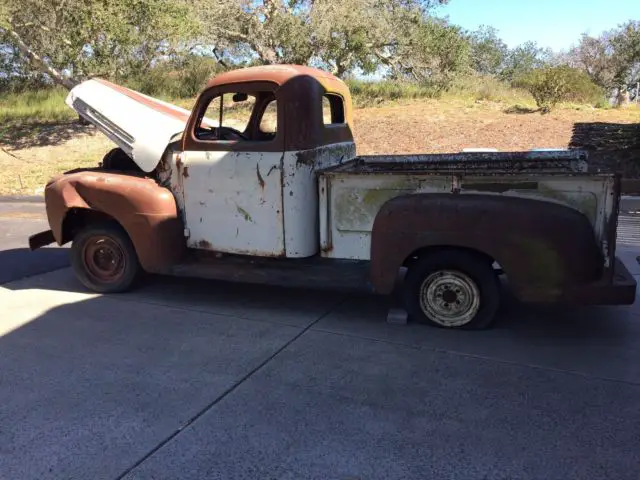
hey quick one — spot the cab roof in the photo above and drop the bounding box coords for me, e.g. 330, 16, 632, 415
206, 64, 345, 89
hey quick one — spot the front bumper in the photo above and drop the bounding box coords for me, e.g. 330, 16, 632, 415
563, 257, 637, 305
28, 230, 56, 250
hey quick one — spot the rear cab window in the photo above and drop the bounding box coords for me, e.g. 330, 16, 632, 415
322, 94, 346, 125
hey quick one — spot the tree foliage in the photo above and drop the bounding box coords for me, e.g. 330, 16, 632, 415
192, 0, 454, 81
1, 0, 458, 89
570, 20, 640, 97
0, 0, 196, 88
500, 41, 551, 83
0, 0, 637, 110
468, 25, 508, 76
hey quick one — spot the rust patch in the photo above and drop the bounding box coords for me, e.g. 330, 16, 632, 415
256, 163, 265, 189
296, 150, 316, 167
462, 182, 539, 193
197, 239, 213, 249
94, 78, 192, 124
326, 151, 588, 176
43, 170, 185, 273
321, 244, 334, 254
369, 193, 603, 299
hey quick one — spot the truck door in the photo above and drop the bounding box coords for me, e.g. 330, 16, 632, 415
180, 86, 285, 256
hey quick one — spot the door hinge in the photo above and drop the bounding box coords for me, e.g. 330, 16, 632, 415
184, 228, 190, 238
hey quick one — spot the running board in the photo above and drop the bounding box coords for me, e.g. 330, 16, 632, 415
167, 254, 374, 292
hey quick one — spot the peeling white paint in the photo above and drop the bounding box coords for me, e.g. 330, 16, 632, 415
181, 150, 284, 255
321, 172, 616, 261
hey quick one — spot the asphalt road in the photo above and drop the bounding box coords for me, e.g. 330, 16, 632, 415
0, 202, 69, 284
1, 201, 640, 480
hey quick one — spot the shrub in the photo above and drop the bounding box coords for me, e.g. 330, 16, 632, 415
515, 66, 604, 112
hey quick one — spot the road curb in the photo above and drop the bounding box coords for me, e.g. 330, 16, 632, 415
0, 195, 44, 204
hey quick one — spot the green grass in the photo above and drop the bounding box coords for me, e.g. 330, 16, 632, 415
346, 79, 442, 107
444, 75, 536, 106
0, 88, 75, 124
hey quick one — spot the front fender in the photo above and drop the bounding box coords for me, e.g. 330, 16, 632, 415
370, 193, 603, 301
45, 170, 185, 273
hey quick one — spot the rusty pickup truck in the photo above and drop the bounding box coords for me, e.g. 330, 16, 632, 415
29, 64, 636, 329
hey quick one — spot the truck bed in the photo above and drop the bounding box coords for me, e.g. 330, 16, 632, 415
317, 150, 618, 262
322, 150, 588, 175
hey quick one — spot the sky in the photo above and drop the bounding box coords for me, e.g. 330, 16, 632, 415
435, 0, 636, 51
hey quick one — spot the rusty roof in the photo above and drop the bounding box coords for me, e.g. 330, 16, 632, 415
206, 64, 344, 89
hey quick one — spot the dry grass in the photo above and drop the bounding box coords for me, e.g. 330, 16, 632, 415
0, 96, 638, 195
0, 124, 113, 194
353, 99, 640, 155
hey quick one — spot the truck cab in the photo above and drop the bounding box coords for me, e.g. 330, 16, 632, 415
172, 65, 355, 258
30, 64, 637, 330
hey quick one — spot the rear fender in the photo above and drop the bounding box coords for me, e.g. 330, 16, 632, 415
45, 170, 185, 273
370, 194, 603, 301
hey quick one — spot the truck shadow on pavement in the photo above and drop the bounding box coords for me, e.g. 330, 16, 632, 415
3, 267, 638, 344
0, 247, 69, 285
2, 268, 640, 479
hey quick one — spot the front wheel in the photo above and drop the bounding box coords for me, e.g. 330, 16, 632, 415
70, 222, 141, 293
403, 250, 501, 330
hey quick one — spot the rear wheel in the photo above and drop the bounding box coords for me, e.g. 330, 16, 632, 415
70, 223, 140, 293
403, 250, 500, 329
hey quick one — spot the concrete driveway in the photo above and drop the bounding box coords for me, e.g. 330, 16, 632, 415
1, 203, 640, 479
0, 201, 69, 283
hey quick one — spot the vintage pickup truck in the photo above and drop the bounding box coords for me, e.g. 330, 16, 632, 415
29, 64, 636, 329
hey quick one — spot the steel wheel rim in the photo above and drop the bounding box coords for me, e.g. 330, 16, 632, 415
83, 235, 126, 283
419, 270, 481, 327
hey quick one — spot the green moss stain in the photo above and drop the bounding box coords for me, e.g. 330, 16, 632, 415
334, 188, 410, 231
512, 236, 564, 286
333, 177, 449, 232
236, 205, 253, 223
536, 185, 598, 223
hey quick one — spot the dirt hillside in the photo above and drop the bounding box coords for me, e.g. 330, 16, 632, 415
1, 99, 639, 194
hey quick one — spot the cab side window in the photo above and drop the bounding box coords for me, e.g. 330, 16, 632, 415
196, 91, 278, 143
197, 93, 256, 140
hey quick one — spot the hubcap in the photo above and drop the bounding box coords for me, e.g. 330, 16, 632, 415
419, 270, 480, 327
83, 236, 126, 282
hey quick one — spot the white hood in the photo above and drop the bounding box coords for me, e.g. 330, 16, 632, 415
66, 79, 192, 172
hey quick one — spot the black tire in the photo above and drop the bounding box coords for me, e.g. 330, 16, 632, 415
403, 250, 500, 330
70, 222, 141, 293
101, 148, 140, 172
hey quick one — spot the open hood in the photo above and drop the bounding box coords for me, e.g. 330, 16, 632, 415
65, 79, 193, 172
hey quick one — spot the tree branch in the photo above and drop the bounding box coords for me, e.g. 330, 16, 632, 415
0, 26, 77, 89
